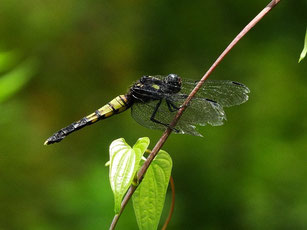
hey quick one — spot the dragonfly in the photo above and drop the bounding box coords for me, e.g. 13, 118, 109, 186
44, 74, 250, 145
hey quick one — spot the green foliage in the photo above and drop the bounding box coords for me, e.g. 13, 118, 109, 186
108, 137, 149, 213
1, 1, 306, 230
298, 27, 307, 63
108, 137, 172, 229
0, 53, 37, 103
0, 50, 19, 73
132, 150, 172, 230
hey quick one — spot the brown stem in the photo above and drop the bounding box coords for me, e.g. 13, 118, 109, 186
109, 1, 281, 229
109, 186, 137, 230
161, 176, 175, 230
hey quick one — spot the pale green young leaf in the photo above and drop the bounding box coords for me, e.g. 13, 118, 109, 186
132, 137, 150, 167
298, 27, 307, 63
132, 150, 172, 230
109, 137, 149, 214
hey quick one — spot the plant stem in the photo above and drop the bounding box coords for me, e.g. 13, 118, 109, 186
162, 176, 175, 230
109, 1, 281, 229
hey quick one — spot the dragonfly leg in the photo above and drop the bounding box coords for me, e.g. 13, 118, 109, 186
166, 99, 180, 112
150, 99, 179, 133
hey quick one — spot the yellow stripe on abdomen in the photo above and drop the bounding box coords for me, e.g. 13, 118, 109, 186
86, 95, 130, 123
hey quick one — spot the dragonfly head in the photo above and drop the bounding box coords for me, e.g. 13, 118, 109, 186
164, 74, 182, 93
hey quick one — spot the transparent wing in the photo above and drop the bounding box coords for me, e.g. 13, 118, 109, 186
133, 76, 250, 107
181, 79, 250, 107
131, 76, 249, 136
131, 97, 226, 136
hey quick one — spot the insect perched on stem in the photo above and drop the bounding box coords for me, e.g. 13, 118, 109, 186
44, 74, 249, 145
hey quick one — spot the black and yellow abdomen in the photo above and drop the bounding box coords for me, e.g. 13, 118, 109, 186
44, 95, 132, 145
86, 95, 131, 122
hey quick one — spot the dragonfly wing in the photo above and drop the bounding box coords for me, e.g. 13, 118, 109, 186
131, 100, 175, 131
131, 97, 226, 136
181, 79, 250, 107
179, 97, 226, 126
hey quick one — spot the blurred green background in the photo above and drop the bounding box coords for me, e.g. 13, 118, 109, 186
0, 0, 306, 229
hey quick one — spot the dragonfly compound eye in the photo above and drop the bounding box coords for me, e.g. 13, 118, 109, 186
165, 74, 182, 93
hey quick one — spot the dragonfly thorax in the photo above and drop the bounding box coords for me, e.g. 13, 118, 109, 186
130, 74, 182, 102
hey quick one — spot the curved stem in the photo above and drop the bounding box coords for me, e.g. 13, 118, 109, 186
162, 176, 175, 230
109, 1, 281, 229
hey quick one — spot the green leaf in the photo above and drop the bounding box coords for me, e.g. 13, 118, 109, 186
132, 137, 150, 165
0, 50, 20, 73
109, 137, 149, 214
298, 27, 307, 63
132, 150, 172, 230
0, 58, 37, 103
